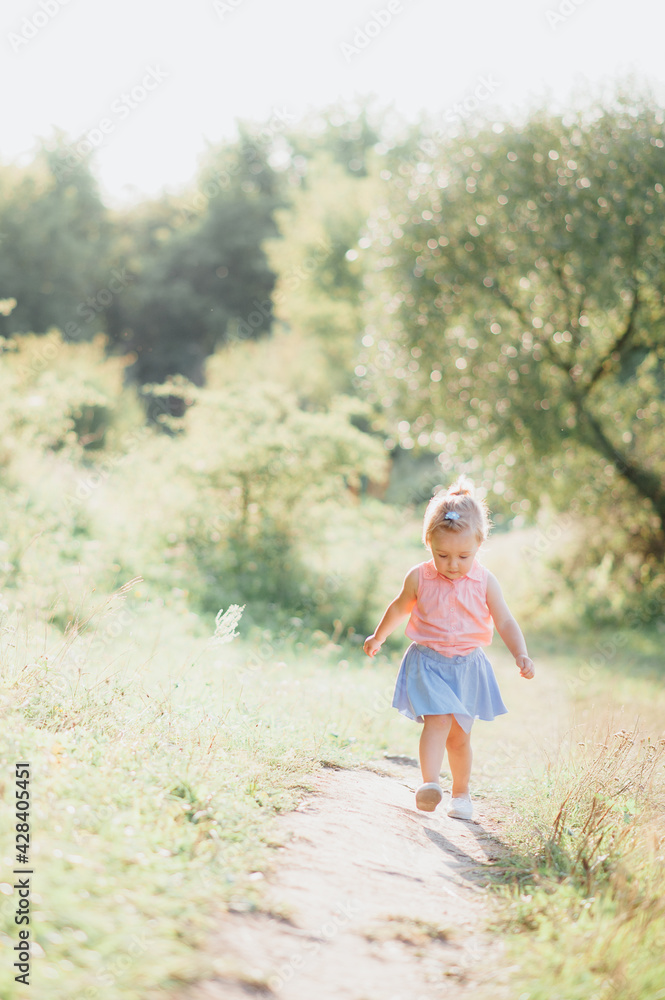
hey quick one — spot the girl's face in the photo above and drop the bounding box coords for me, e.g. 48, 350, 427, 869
428, 527, 480, 580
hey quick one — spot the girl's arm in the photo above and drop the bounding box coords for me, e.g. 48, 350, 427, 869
486, 573, 535, 679
363, 566, 419, 657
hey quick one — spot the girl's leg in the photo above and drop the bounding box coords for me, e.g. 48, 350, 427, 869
419, 714, 452, 784
445, 717, 473, 798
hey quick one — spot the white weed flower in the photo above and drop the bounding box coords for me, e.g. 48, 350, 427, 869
210, 604, 244, 645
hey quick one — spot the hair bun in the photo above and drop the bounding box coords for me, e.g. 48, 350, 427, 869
423, 474, 491, 545
447, 475, 474, 497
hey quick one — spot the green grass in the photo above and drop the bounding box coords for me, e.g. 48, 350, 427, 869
480, 626, 665, 1000
0, 590, 415, 998
2, 566, 665, 999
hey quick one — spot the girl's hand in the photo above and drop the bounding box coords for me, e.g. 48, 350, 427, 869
363, 635, 383, 657
516, 654, 534, 679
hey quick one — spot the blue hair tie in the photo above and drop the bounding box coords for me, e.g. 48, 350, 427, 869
444, 511, 461, 521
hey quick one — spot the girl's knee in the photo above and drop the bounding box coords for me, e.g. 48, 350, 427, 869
446, 726, 471, 750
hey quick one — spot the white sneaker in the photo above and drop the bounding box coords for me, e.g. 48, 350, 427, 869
415, 783, 443, 812
446, 795, 473, 820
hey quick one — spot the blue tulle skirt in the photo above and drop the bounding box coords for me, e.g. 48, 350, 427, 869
392, 642, 508, 732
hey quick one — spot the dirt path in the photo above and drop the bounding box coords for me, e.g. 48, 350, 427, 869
176, 604, 570, 1000
178, 759, 517, 1000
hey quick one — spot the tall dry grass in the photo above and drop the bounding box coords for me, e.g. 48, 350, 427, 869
490, 725, 665, 1000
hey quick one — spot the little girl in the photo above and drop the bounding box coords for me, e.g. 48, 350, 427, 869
364, 477, 534, 820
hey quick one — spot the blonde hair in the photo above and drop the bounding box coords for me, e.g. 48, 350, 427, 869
422, 476, 491, 546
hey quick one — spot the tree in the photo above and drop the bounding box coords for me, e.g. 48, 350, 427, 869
132, 343, 388, 625
0, 136, 112, 342
356, 91, 665, 611
261, 151, 383, 406
284, 101, 384, 179
106, 130, 284, 386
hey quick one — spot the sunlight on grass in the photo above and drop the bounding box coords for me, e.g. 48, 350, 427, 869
0, 587, 414, 998
482, 661, 665, 1000
1, 531, 664, 998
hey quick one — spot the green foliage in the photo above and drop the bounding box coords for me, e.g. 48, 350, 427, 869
133, 342, 388, 626
263, 152, 375, 402
0, 606, 310, 999
3, 91, 665, 624
491, 729, 665, 1000
356, 91, 665, 616
0, 137, 112, 342
284, 101, 385, 178
106, 132, 285, 385
0, 330, 142, 456
0, 333, 146, 627
0, 124, 286, 388
0, 326, 389, 634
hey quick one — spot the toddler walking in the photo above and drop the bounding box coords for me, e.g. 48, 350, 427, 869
364, 478, 534, 820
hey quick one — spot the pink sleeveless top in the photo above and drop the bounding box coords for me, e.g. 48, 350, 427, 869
404, 559, 494, 655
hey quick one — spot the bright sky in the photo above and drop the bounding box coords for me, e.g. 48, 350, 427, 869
1, 0, 663, 208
